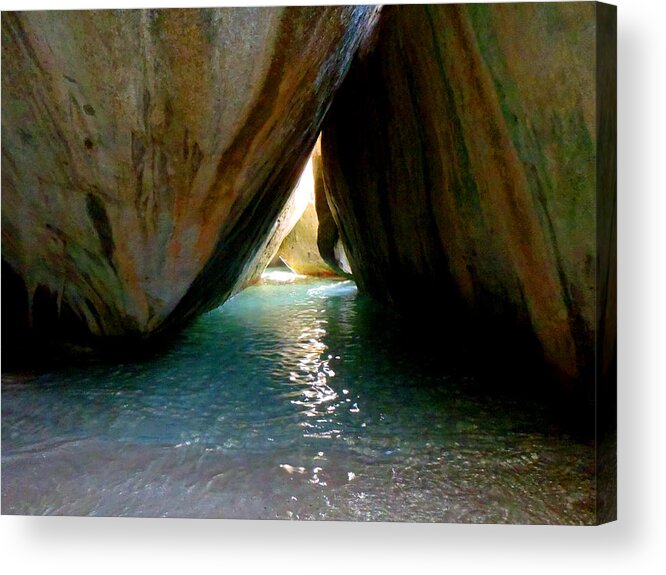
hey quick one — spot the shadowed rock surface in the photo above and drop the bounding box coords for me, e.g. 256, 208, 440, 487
313, 140, 353, 278
1, 6, 380, 343
321, 3, 611, 386
237, 174, 314, 290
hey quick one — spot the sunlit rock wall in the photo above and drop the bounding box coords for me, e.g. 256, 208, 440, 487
1, 6, 380, 340
229, 173, 312, 293
277, 152, 344, 278
321, 3, 611, 383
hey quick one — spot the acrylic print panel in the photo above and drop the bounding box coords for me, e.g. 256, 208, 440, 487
1, 2, 616, 524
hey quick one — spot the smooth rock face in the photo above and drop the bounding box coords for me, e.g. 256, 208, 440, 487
228, 175, 311, 292
1, 7, 380, 339
313, 141, 353, 278
276, 153, 343, 277
321, 4, 605, 383
277, 199, 333, 277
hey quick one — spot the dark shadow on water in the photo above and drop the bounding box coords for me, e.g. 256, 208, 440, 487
2, 274, 593, 442
2, 274, 597, 523
342, 292, 594, 441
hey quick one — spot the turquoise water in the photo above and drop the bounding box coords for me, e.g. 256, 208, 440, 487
1, 271, 594, 523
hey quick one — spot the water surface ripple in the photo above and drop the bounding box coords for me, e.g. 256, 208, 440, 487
2, 273, 594, 523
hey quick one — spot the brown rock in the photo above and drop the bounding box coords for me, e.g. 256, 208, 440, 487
320, 3, 616, 385
239, 170, 314, 288
312, 140, 353, 278
1, 6, 380, 340
276, 152, 343, 277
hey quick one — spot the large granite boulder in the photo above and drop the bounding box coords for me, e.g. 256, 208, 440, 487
276, 146, 351, 278
275, 156, 336, 277
320, 3, 615, 384
1, 6, 380, 341
312, 140, 353, 278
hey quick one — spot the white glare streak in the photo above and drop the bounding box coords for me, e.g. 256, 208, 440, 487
260, 269, 304, 283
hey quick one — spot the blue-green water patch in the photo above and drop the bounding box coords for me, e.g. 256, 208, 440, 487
2, 272, 594, 523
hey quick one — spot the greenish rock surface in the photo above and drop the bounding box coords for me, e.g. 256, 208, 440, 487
320, 3, 611, 385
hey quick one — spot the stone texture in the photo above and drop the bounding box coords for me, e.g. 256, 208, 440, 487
594, 2, 617, 524
321, 3, 608, 384
233, 168, 313, 291
313, 140, 353, 278
1, 6, 380, 340
276, 153, 342, 277
277, 198, 334, 277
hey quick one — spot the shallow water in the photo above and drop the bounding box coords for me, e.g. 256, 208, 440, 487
1, 271, 595, 523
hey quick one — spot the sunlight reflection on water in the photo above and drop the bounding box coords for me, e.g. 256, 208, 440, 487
1, 272, 594, 523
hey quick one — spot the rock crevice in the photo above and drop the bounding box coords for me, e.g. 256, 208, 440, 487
1, 6, 380, 342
